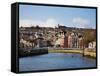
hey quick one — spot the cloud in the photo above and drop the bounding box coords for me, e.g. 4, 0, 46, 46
20, 17, 94, 29
19, 18, 58, 28
72, 17, 92, 28
45, 18, 58, 27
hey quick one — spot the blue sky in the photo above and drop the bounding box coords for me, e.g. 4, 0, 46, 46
19, 5, 96, 28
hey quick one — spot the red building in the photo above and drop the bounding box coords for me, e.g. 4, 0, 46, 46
63, 36, 68, 48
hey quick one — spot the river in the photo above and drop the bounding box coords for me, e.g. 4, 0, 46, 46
19, 53, 96, 72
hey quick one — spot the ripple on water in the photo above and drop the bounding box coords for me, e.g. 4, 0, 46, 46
19, 53, 96, 71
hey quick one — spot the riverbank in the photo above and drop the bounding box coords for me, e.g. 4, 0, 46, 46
48, 49, 96, 58
19, 48, 48, 57
19, 48, 96, 58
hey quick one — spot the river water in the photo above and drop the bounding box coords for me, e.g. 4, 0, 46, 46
19, 53, 96, 72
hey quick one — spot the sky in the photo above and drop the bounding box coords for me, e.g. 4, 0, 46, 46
19, 4, 96, 29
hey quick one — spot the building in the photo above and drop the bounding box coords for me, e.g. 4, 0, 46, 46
68, 32, 79, 48
88, 41, 96, 49
68, 34, 72, 48
19, 25, 91, 49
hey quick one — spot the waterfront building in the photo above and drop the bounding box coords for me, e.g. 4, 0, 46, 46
19, 25, 95, 49
78, 37, 83, 49
88, 41, 96, 49
68, 32, 79, 48
68, 34, 72, 48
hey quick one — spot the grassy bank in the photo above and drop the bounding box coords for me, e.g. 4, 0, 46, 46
49, 49, 96, 58
49, 50, 82, 54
